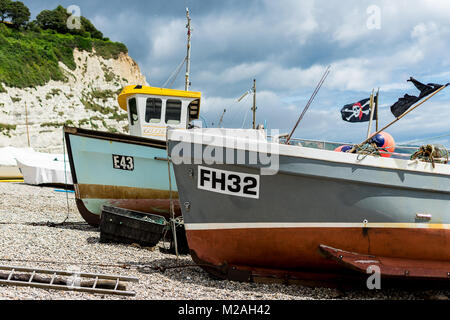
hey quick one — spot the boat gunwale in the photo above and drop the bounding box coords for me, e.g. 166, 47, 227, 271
64, 126, 167, 150
167, 129, 450, 176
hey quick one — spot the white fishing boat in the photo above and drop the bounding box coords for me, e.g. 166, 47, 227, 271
15, 151, 73, 186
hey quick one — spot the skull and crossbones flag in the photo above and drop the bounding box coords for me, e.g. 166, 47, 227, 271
390, 77, 444, 118
341, 98, 376, 123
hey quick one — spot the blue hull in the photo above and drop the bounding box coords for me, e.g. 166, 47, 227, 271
65, 127, 179, 226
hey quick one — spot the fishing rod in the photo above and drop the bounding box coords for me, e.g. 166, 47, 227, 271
218, 109, 226, 127
162, 56, 186, 88
286, 65, 331, 144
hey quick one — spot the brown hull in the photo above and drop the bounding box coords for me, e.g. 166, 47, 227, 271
76, 198, 181, 227
186, 227, 450, 283
74, 183, 181, 226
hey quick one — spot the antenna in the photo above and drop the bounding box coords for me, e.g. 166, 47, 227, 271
235, 79, 257, 128
162, 56, 186, 88
218, 109, 226, 127
286, 66, 331, 144
185, 8, 192, 91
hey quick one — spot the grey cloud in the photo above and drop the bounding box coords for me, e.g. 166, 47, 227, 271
21, 0, 450, 147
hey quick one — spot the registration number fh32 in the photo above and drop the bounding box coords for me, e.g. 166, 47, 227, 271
197, 166, 260, 199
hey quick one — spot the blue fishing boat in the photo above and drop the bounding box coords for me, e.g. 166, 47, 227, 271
64, 9, 199, 226
64, 85, 201, 226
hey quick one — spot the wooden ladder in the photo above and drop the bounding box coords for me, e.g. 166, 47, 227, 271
0, 265, 139, 296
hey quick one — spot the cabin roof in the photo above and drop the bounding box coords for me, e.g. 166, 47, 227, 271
118, 85, 202, 111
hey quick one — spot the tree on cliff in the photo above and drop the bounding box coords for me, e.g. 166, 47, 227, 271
0, 0, 30, 28
80, 16, 103, 39
0, 0, 11, 22
36, 5, 103, 39
8, 1, 30, 28
35, 6, 67, 33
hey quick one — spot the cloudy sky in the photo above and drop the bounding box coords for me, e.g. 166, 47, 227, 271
23, 0, 450, 147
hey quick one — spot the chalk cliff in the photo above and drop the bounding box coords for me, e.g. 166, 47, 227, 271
0, 48, 148, 153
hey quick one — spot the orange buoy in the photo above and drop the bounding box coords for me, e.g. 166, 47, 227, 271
370, 132, 395, 157
334, 145, 352, 153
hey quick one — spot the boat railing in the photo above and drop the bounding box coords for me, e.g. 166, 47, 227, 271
267, 136, 449, 162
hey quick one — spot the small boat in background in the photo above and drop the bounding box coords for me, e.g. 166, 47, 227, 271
15, 151, 72, 186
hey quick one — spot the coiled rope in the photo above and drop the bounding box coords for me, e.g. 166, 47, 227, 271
411, 144, 449, 168
352, 143, 393, 160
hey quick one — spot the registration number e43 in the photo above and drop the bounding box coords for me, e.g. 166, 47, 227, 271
112, 154, 134, 171
197, 166, 260, 199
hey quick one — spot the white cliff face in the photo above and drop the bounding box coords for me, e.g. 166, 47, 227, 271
0, 48, 148, 153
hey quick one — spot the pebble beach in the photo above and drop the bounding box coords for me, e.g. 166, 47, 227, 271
0, 182, 449, 300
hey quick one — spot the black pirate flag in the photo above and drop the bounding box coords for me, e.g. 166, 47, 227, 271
390, 77, 444, 118
341, 98, 376, 123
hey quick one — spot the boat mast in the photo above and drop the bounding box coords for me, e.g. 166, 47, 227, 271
185, 8, 192, 91
252, 79, 256, 129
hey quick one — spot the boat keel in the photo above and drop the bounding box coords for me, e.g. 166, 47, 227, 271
319, 244, 450, 281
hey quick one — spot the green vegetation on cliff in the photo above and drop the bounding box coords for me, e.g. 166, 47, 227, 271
0, 122, 16, 137
0, 3, 128, 89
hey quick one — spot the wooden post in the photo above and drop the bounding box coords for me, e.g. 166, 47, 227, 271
25, 103, 30, 147
366, 89, 375, 139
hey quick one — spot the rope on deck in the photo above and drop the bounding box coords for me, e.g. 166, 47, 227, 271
411, 144, 449, 168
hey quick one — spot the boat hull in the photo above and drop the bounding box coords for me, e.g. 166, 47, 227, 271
186, 227, 450, 282
0, 165, 22, 180
168, 131, 450, 283
65, 127, 180, 226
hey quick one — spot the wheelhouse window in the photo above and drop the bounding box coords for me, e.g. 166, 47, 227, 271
145, 98, 162, 123
188, 99, 200, 123
165, 99, 182, 125
129, 98, 138, 125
